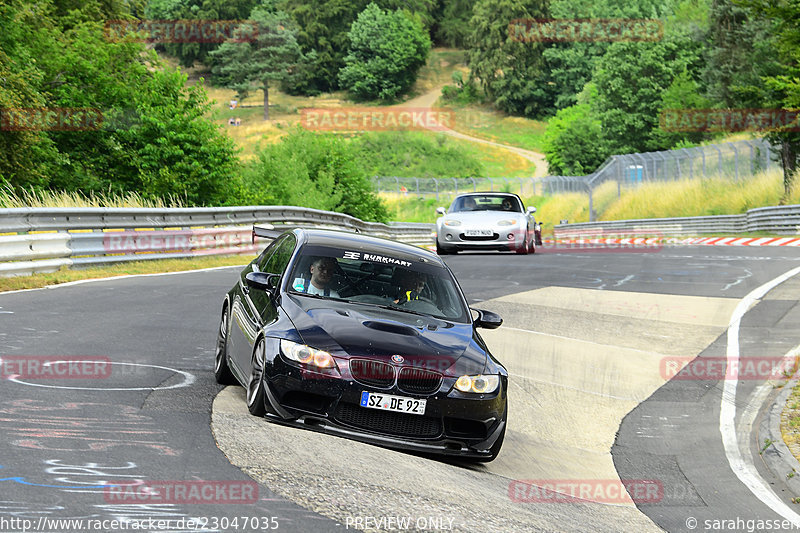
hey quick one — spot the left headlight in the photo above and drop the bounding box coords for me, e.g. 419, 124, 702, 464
280, 339, 337, 369
454, 374, 500, 393
497, 219, 519, 226
443, 219, 462, 227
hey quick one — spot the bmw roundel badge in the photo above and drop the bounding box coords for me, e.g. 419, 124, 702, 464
391, 354, 404, 364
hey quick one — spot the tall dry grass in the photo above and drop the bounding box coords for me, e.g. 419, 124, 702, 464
602, 169, 797, 220
0, 187, 187, 209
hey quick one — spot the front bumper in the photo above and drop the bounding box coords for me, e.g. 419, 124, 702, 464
437, 227, 529, 252
263, 355, 507, 459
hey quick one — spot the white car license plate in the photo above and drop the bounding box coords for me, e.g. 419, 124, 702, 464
360, 392, 426, 415
465, 229, 493, 237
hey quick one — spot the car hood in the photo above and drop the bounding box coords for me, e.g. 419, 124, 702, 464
282, 294, 488, 376
440, 211, 525, 224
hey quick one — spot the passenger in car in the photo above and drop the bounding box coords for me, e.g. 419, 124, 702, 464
394, 270, 426, 304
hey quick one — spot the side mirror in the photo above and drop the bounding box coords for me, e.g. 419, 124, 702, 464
526, 206, 537, 214
471, 308, 503, 329
436, 207, 446, 216
246, 271, 279, 296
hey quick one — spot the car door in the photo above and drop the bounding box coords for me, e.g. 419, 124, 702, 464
231, 234, 297, 375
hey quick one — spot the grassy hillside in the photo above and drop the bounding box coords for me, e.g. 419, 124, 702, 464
181, 48, 546, 174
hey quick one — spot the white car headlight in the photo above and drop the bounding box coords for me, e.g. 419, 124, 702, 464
280, 339, 337, 369
454, 374, 500, 393
443, 219, 462, 227
497, 219, 519, 226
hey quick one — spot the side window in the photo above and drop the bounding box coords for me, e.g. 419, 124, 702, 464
253, 236, 282, 272
261, 235, 296, 277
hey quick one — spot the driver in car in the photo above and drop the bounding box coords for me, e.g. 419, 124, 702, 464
394, 270, 426, 304
294, 257, 340, 297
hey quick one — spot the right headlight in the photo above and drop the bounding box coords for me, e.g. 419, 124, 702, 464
454, 374, 500, 393
443, 219, 462, 227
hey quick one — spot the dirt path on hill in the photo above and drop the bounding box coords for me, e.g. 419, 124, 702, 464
401, 88, 549, 178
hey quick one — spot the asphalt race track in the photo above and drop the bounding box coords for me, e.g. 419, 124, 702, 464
2, 244, 800, 532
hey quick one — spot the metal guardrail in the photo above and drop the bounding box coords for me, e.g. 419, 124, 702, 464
0, 207, 435, 277
554, 205, 800, 237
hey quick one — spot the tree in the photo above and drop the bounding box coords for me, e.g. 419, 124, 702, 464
467, 0, 556, 118
237, 128, 389, 222
1, 0, 238, 204
543, 84, 609, 175
338, 3, 430, 101
593, 40, 696, 154
651, 69, 713, 149
703, 0, 780, 107
543, 0, 679, 110
433, 0, 474, 48
144, 0, 258, 68
209, 7, 304, 120
732, 0, 800, 198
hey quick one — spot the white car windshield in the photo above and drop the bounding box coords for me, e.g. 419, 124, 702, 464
450, 195, 522, 213
287, 246, 470, 322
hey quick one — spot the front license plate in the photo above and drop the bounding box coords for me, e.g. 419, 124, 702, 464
360, 392, 426, 415
465, 229, 493, 237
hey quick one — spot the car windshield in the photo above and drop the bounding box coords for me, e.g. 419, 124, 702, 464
287, 246, 469, 322
450, 195, 522, 213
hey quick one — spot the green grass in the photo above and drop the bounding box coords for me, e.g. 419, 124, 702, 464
441, 135, 538, 176
443, 102, 548, 154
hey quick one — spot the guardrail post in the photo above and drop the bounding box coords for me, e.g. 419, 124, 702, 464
414, 177, 419, 196
634, 153, 649, 183
700, 147, 707, 177
727, 142, 739, 180
744, 140, 755, 175
711, 144, 723, 177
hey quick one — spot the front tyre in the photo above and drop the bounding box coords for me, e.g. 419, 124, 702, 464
515, 235, 529, 255
436, 241, 454, 255
246, 338, 267, 416
214, 306, 236, 385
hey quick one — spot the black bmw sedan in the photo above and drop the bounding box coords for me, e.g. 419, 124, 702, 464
215, 228, 508, 461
